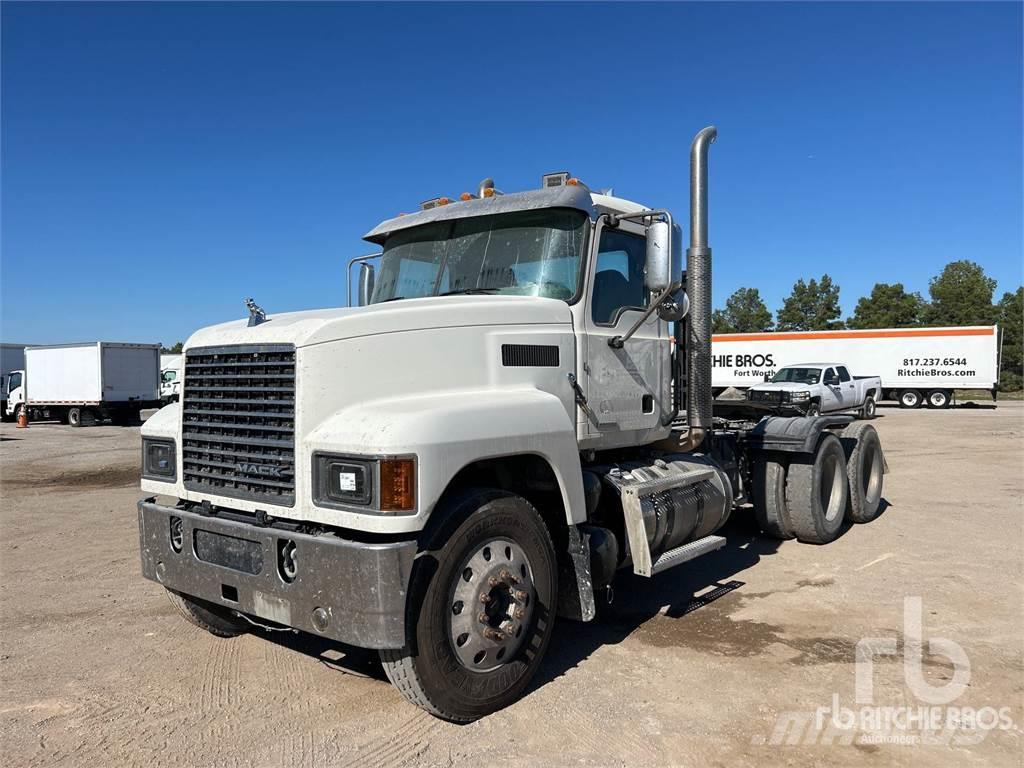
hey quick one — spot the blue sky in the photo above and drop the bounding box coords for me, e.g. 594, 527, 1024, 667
2, 1, 1021, 346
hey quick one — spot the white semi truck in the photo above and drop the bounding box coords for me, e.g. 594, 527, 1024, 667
6, 342, 161, 425
1, 343, 28, 420
712, 326, 1000, 408
138, 128, 888, 721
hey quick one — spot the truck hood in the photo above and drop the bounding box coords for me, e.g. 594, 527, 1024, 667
749, 381, 814, 391
185, 295, 573, 350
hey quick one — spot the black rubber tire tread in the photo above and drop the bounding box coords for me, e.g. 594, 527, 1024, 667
379, 489, 557, 723
785, 434, 848, 544
67, 407, 82, 427
165, 588, 247, 638
805, 402, 821, 417
751, 454, 795, 539
859, 395, 876, 420
840, 422, 885, 523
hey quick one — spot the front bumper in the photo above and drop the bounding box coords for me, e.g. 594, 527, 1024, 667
137, 499, 416, 649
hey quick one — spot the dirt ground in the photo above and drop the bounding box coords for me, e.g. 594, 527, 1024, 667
1, 401, 1021, 767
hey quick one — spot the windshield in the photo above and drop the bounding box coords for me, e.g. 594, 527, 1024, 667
771, 367, 821, 385
370, 208, 588, 303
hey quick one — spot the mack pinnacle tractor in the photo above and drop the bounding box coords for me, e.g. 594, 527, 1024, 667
138, 127, 887, 722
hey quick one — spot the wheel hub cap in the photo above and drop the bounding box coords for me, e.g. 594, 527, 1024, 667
449, 538, 535, 671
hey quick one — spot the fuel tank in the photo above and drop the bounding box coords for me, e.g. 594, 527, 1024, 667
601, 454, 733, 562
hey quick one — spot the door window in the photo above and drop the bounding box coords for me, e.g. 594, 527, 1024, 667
823, 367, 837, 385
592, 229, 647, 325
837, 366, 851, 382
8, 372, 22, 392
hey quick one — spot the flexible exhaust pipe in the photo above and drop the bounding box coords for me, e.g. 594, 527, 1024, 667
658, 125, 717, 453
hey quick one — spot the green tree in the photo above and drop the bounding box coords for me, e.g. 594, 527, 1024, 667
712, 287, 773, 334
847, 283, 926, 329
776, 274, 844, 331
161, 341, 184, 354
996, 286, 1023, 391
924, 260, 997, 327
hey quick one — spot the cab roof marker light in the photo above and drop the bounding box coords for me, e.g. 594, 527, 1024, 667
541, 172, 571, 188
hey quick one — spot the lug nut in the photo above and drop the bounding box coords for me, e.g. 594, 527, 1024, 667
514, 608, 525, 620
479, 593, 492, 604
513, 590, 528, 602
478, 612, 489, 624
488, 577, 500, 587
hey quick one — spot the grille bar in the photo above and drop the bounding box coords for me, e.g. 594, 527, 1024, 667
182, 345, 296, 506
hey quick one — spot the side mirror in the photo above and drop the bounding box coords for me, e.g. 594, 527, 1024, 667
826, 375, 839, 386
358, 262, 375, 307
656, 288, 689, 322
645, 221, 671, 292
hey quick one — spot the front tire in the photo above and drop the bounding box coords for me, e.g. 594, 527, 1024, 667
805, 401, 821, 418
380, 489, 558, 722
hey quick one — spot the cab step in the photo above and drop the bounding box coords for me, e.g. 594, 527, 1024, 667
650, 535, 726, 575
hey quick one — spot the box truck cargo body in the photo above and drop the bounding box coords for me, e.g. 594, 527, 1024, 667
712, 326, 999, 408
6, 342, 161, 425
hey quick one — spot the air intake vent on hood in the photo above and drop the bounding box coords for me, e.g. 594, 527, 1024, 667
501, 344, 559, 367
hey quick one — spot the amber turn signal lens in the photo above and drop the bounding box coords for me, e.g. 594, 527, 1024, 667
459, 192, 473, 201
380, 458, 416, 512
437, 197, 451, 206
482, 187, 495, 198
566, 178, 580, 186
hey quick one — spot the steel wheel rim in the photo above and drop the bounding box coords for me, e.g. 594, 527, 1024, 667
447, 537, 535, 672
820, 451, 844, 522
929, 392, 945, 407
901, 392, 917, 407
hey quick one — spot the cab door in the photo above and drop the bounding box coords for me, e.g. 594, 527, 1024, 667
821, 366, 842, 411
579, 220, 668, 449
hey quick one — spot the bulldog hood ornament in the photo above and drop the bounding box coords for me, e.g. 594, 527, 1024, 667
245, 297, 268, 327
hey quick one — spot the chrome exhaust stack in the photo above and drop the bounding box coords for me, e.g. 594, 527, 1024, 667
658, 126, 717, 453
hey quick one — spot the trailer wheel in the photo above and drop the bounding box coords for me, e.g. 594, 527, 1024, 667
67, 407, 83, 427
899, 390, 922, 409
839, 422, 884, 523
379, 489, 557, 723
785, 434, 848, 544
165, 589, 248, 638
752, 454, 794, 539
859, 395, 877, 420
926, 390, 951, 409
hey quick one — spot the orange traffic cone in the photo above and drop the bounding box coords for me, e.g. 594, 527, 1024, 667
16, 406, 28, 429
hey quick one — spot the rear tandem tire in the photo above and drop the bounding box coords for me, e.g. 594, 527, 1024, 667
67, 407, 82, 427
752, 455, 795, 539
926, 390, 951, 409
379, 489, 558, 723
165, 589, 248, 638
839, 422, 885, 523
899, 390, 922, 409
785, 434, 848, 544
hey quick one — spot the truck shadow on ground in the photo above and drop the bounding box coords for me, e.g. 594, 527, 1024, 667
256, 502, 891, 706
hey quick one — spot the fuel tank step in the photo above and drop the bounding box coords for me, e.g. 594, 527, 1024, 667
650, 535, 726, 575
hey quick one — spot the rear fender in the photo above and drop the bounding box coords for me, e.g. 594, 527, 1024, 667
744, 415, 853, 455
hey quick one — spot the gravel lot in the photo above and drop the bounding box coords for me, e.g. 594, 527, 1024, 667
1, 402, 1021, 767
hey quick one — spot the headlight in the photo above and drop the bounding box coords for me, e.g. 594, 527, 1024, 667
790, 391, 811, 401
313, 453, 416, 515
143, 438, 176, 481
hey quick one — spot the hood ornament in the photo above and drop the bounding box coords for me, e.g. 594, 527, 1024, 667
245, 297, 267, 327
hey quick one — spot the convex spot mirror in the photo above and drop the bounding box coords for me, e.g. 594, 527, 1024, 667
645, 221, 671, 292
358, 262, 376, 306
656, 288, 689, 322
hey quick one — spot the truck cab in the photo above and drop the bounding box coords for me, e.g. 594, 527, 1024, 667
5, 369, 24, 419
137, 128, 887, 722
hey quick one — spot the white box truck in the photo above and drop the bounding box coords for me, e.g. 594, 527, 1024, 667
712, 326, 1000, 408
6, 342, 161, 426
160, 354, 183, 405
1, 343, 29, 420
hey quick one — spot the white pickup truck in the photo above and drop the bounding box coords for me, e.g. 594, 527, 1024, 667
746, 362, 882, 419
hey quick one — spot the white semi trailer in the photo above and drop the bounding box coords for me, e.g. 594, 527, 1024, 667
137, 128, 888, 721
712, 326, 1000, 408
0, 343, 28, 420
6, 342, 161, 426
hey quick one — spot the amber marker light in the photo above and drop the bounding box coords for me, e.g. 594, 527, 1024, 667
380, 458, 416, 513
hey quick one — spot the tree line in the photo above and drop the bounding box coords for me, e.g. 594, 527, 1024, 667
711, 260, 1023, 391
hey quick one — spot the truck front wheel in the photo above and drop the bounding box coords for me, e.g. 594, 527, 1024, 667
380, 489, 558, 722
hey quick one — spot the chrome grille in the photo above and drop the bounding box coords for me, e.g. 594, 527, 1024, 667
182, 345, 296, 506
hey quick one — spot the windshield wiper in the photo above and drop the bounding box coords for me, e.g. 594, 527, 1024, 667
439, 287, 500, 296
